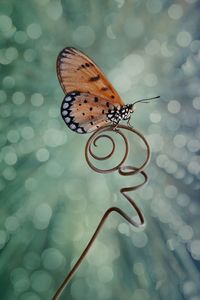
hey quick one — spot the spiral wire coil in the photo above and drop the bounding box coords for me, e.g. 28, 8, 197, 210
52, 124, 150, 300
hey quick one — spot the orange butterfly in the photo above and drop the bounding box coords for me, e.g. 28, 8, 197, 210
56, 47, 159, 134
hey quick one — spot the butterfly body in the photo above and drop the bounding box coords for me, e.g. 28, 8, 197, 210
57, 47, 159, 134
107, 104, 134, 124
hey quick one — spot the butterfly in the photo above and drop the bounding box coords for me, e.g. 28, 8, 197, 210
56, 47, 159, 134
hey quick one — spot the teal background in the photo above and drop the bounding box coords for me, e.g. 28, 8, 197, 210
0, 0, 200, 299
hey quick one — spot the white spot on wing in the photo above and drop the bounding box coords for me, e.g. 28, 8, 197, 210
65, 96, 72, 102
63, 102, 69, 109
62, 110, 68, 116
77, 128, 84, 133
70, 124, 76, 129
65, 117, 71, 123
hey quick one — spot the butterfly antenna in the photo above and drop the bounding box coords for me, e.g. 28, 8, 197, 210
132, 96, 160, 106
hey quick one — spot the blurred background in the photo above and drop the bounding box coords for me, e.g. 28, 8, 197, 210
0, 0, 200, 299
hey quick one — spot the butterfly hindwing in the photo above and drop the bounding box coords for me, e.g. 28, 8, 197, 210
57, 47, 124, 107
61, 92, 114, 134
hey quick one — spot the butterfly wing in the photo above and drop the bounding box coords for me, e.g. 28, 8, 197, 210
61, 92, 114, 134
56, 47, 124, 106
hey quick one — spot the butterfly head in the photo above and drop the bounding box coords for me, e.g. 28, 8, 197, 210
121, 104, 135, 120
126, 103, 135, 113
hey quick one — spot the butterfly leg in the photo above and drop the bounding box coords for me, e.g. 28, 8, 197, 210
127, 118, 133, 128
113, 121, 120, 132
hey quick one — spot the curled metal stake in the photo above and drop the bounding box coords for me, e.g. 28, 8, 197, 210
52, 124, 150, 300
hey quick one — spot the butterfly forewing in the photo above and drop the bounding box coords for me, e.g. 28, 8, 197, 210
61, 92, 113, 133
57, 47, 124, 106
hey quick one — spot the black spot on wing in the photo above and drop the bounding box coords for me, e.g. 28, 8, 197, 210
89, 75, 100, 82
101, 87, 109, 91
77, 62, 93, 71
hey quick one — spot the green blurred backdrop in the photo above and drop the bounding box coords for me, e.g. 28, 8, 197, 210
0, 0, 200, 299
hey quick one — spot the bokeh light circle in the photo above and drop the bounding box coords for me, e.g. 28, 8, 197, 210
73, 26, 95, 48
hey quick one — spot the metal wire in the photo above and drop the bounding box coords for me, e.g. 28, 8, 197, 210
52, 124, 150, 300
